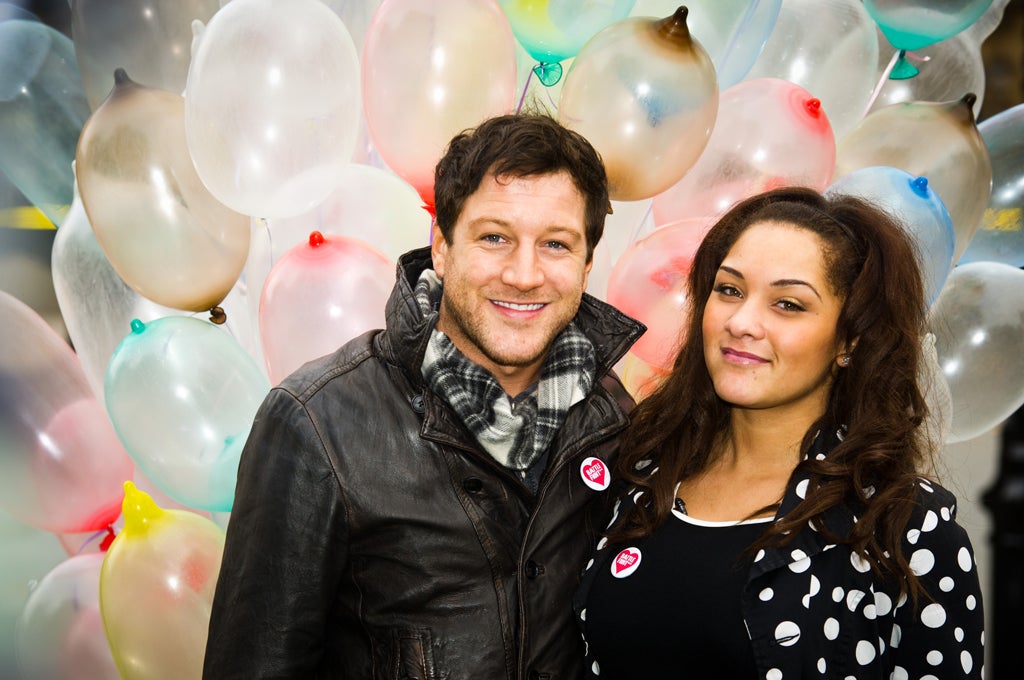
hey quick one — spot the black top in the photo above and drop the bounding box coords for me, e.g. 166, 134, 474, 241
583, 500, 769, 678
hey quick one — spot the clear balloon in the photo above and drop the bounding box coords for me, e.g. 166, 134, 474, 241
71, 0, 221, 109
362, 0, 517, 207
652, 77, 835, 225
0, 20, 90, 227
835, 95, 991, 263
253, 163, 432, 268
959, 102, 1024, 267
863, 0, 994, 52
631, 0, 781, 89
0, 291, 134, 533
52, 173, 181, 397
606, 217, 711, 369
76, 72, 250, 313
558, 8, 719, 201
16, 553, 118, 680
100, 482, 224, 680
743, 0, 878, 142
259, 232, 393, 385
104, 316, 270, 512
929, 261, 1024, 442
185, 0, 361, 218
498, 0, 635, 66
827, 167, 955, 305
866, 31, 985, 120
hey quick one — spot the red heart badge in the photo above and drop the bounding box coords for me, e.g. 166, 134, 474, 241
580, 456, 610, 491
611, 547, 642, 578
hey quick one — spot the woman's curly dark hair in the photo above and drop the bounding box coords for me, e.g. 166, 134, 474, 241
609, 186, 934, 600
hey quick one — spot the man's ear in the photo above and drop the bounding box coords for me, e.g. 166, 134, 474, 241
431, 223, 447, 278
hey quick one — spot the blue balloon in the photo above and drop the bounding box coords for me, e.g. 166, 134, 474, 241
959, 102, 1024, 267
827, 166, 955, 306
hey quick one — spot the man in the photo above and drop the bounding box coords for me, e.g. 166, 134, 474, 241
203, 114, 645, 679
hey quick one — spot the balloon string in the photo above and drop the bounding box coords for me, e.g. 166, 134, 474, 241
77, 528, 109, 555
516, 66, 535, 114
99, 525, 117, 552
861, 50, 900, 119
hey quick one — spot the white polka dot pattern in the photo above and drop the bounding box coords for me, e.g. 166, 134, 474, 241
575, 462, 985, 680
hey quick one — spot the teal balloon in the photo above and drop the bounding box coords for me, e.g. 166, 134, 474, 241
827, 166, 955, 306
105, 317, 270, 513
499, 0, 635, 65
863, 0, 994, 52
632, 0, 781, 88
0, 20, 90, 227
960, 102, 1024, 267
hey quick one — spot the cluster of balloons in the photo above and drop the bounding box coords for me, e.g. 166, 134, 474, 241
2, 0, 1024, 676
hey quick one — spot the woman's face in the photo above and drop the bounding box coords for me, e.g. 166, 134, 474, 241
702, 221, 848, 422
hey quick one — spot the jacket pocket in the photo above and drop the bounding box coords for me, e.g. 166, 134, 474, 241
386, 627, 437, 680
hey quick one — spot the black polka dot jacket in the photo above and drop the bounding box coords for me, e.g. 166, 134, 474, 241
573, 427, 985, 679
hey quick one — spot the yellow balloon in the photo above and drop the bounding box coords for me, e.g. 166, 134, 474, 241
100, 482, 225, 679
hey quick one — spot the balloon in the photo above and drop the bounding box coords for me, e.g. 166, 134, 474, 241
100, 482, 224, 680
16, 553, 118, 680
743, 0, 878, 142
51, 173, 180, 397
863, 0, 994, 53
498, 0, 635, 66
185, 0, 361, 218
0, 20, 90, 227
0, 291, 134, 534
105, 316, 270, 512
586, 198, 655, 301
606, 217, 711, 369
618, 351, 670, 402
631, 0, 781, 89
259, 232, 393, 385
362, 0, 517, 207
75, 72, 250, 313
959, 102, 1024, 267
929, 261, 1024, 442
558, 8, 718, 201
834, 95, 991, 262
71, 0, 221, 110
827, 167, 955, 305
866, 31, 985, 120
652, 77, 835, 225
252, 163, 432, 269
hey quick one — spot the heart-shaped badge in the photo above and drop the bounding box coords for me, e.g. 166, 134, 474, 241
580, 456, 610, 491
611, 547, 642, 578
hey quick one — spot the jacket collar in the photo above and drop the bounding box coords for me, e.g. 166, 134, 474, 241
379, 246, 646, 390
747, 425, 858, 581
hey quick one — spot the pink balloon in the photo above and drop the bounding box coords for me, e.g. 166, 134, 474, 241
0, 291, 134, 533
606, 218, 711, 369
259, 232, 394, 384
362, 0, 517, 206
652, 78, 836, 226
16, 553, 119, 680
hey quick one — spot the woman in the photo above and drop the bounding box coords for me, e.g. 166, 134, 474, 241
576, 188, 984, 679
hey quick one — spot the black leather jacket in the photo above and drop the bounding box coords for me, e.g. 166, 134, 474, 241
204, 247, 645, 680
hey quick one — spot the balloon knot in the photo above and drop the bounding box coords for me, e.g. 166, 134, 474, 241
209, 306, 227, 325
804, 98, 822, 116
910, 176, 930, 198
308, 230, 326, 247
130, 318, 146, 334
99, 525, 116, 552
532, 62, 563, 87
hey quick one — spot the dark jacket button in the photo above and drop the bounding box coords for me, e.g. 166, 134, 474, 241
462, 477, 483, 493
410, 394, 425, 413
525, 560, 544, 579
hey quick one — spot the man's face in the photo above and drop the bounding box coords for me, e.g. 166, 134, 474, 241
431, 171, 592, 395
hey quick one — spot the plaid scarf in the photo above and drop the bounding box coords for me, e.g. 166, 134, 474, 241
416, 270, 596, 471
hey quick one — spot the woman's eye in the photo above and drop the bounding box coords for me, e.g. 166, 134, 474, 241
713, 283, 740, 297
777, 300, 805, 312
